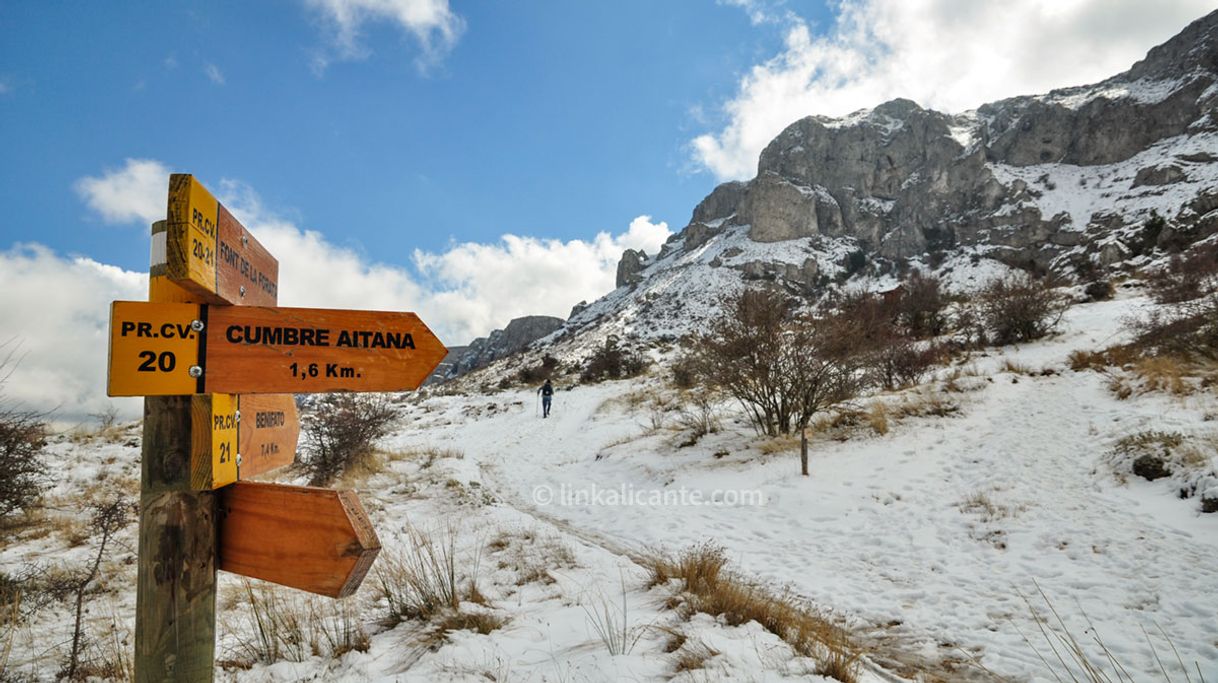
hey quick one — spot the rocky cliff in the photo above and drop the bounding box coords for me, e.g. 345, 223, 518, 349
686, 9, 1218, 275
440, 315, 565, 381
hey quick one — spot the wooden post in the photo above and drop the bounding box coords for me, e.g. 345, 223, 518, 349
135, 221, 216, 682
800, 426, 809, 477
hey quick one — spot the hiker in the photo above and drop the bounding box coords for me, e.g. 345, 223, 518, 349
538, 379, 554, 418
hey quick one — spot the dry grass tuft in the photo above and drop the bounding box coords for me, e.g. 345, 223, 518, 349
486, 527, 577, 587
223, 579, 369, 665
891, 389, 960, 419
1018, 583, 1208, 682
673, 639, 720, 673
758, 434, 801, 454
867, 401, 889, 436
375, 524, 475, 624
1001, 358, 1034, 375
433, 609, 507, 637
647, 543, 861, 682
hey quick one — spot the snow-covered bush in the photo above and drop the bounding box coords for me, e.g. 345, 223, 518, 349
1105, 430, 1218, 512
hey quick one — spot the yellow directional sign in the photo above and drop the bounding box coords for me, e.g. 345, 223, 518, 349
107, 302, 447, 396
165, 175, 219, 297
108, 301, 203, 396
191, 394, 238, 489
160, 175, 279, 306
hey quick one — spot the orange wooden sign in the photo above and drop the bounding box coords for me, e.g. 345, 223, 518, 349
237, 394, 299, 479
161, 175, 279, 306
205, 305, 446, 394
218, 482, 380, 598
107, 302, 446, 396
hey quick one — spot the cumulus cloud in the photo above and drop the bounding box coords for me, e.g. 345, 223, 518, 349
695, 0, 1216, 179
1, 162, 669, 420
412, 215, 671, 340
306, 0, 465, 73
0, 245, 146, 422
204, 63, 225, 85
74, 159, 170, 225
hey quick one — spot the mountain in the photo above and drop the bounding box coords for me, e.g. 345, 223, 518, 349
516, 10, 1218, 363
436, 315, 565, 382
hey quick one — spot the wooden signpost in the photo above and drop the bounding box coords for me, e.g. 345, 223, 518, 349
118, 174, 446, 682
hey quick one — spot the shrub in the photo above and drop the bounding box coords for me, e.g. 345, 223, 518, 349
892, 272, 948, 338
299, 394, 399, 486
1148, 242, 1218, 304
976, 274, 1069, 345
1083, 280, 1115, 302
0, 360, 48, 518
1128, 295, 1218, 361
580, 337, 647, 383
518, 354, 561, 384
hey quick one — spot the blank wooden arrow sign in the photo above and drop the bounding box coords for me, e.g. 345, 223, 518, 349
217, 482, 380, 598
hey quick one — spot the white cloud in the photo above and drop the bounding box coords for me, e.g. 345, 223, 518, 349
204, 63, 225, 85
74, 159, 169, 225
696, 0, 1216, 179
0, 80, 9, 95
3, 162, 669, 419
306, 0, 465, 73
0, 244, 146, 423
412, 216, 671, 341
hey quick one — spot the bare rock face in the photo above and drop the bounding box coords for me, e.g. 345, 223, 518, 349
691, 181, 746, 224
615, 249, 649, 287
739, 174, 821, 242
1134, 164, 1187, 187
443, 315, 565, 379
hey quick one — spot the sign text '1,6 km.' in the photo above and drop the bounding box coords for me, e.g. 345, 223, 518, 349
107, 301, 447, 396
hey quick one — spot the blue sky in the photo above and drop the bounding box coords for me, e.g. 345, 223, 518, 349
1, 0, 1211, 420
0, 1, 829, 272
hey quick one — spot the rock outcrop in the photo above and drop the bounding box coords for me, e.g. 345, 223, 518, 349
442, 315, 565, 380
615, 249, 649, 287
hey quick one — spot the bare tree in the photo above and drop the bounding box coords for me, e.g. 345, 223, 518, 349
686, 290, 790, 436
65, 498, 133, 680
686, 290, 864, 465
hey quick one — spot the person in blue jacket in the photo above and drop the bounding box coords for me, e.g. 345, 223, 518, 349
538, 379, 554, 418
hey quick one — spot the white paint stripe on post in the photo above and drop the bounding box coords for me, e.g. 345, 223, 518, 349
150, 231, 167, 267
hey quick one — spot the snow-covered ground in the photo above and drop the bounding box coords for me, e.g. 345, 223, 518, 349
3, 292, 1216, 681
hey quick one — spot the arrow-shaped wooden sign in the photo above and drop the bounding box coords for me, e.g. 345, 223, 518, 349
107, 301, 447, 396
218, 482, 380, 598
